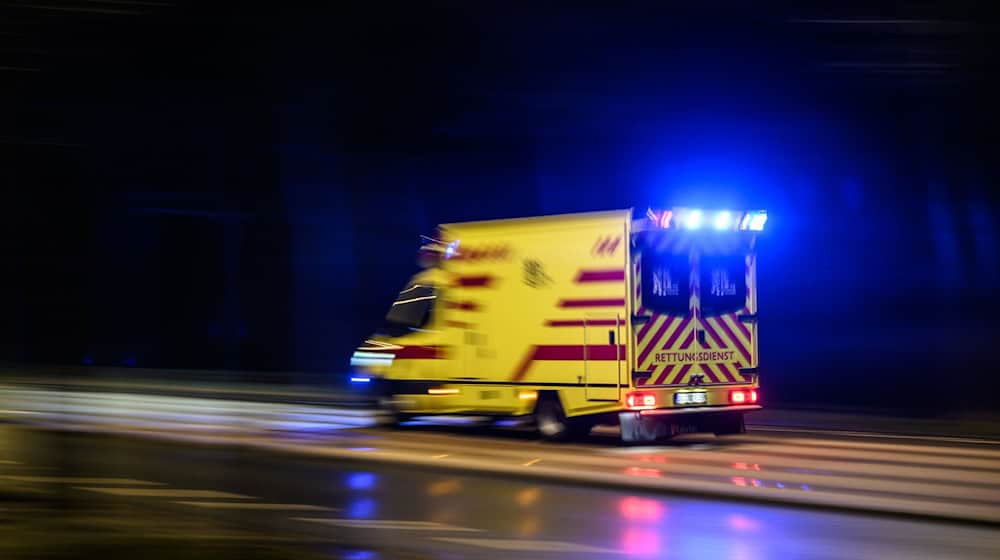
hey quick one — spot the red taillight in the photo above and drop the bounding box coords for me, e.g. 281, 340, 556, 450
626, 392, 657, 410
730, 389, 759, 404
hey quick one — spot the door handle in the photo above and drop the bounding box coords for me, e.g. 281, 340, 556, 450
608, 330, 616, 345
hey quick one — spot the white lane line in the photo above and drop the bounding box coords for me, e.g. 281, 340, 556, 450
432, 537, 620, 554
0, 460, 20, 464
756, 437, 1000, 459
2, 476, 164, 485
76, 487, 253, 499
733, 444, 1000, 470
175, 501, 334, 511
292, 518, 482, 532
748, 426, 1000, 446
522, 458, 541, 467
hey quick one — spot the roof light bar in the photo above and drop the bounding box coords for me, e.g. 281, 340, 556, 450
647, 208, 766, 232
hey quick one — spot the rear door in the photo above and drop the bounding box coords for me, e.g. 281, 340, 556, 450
695, 253, 757, 384
583, 314, 623, 400
633, 240, 756, 387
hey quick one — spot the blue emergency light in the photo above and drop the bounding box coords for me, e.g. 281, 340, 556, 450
647, 208, 766, 232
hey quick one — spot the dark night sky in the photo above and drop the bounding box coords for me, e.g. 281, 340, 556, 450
2, 2, 999, 413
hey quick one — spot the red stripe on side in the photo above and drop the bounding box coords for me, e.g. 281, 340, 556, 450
445, 301, 480, 311
511, 344, 626, 381
533, 344, 626, 361
444, 320, 472, 329
558, 298, 626, 308
544, 319, 619, 327
511, 348, 537, 382
575, 269, 626, 282
453, 275, 493, 288
364, 346, 446, 359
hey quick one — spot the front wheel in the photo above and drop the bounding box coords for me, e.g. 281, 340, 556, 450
377, 396, 413, 428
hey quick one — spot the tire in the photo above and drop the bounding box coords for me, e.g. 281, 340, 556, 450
535, 396, 591, 441
709, 412, 745, 436
377, 395, 413, 428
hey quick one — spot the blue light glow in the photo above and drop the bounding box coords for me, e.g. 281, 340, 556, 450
444, 240, 460, 259
350, 376, 371, 383
713, 211, 732, 230
685, 209, 703, 229
749, 212, 767, 231
347, 497, 377, 519
346, 471, 377, 490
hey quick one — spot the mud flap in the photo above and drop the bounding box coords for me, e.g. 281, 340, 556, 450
619, 412, 677, 442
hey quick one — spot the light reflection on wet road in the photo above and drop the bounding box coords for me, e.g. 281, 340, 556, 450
1, 425, 998, 559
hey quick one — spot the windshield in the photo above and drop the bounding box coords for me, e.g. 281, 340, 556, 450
378, 284, 436, 336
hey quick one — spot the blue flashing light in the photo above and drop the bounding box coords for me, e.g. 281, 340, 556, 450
748, 212, 767, 231
444, 240, 460, 259
713, 211, 732, 230
684, 210, 703, 229
350, 376, 371, 384
82, 356, 94, 365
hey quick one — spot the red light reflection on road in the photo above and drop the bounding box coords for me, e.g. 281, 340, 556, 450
622, 527, 660, 556
727, 514, 762, 533
732, 462, 761, 471
624, 466, 662, 478
619, 496, 664, 522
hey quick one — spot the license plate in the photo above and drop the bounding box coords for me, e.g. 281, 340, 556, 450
674, 391, 707, 405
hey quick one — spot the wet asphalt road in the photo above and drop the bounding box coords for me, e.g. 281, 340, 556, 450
2, 425, 999, 560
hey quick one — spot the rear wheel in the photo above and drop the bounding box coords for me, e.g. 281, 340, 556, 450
535, 395, 591, 441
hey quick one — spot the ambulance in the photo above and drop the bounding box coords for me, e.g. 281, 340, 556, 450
351, 207, 766, 441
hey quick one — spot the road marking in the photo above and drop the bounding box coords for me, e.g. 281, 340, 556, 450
76, 487, 253, 499
292, 518, 482, 532
522, 458, 541, 467
0, 460, 20, 464
2, 476, 164, 485
748, 426, 1000, 446
433, 537, 620, 553
432, 454, 449, 459
175, 501, 334, 511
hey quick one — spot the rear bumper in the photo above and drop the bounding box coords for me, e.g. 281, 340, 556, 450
638, 404, 762, 416
620, 405, 760, 442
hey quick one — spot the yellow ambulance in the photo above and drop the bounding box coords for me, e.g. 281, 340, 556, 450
350, 207, 766, 442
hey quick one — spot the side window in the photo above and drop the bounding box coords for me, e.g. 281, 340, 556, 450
699, 256, 746, 316
385, 284, 436, 331
641, 253, 690, 315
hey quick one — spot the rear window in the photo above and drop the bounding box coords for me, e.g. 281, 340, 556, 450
641, 253, 690, 315
699, 256, 746, 316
